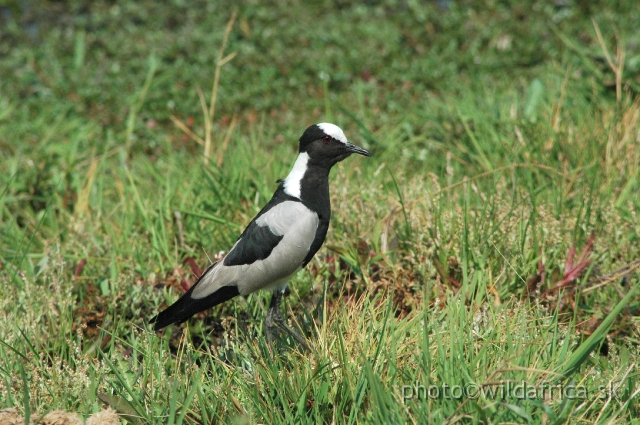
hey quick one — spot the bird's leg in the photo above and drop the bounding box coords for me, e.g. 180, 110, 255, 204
265, 289, 310, 351
264, 291, 279, 345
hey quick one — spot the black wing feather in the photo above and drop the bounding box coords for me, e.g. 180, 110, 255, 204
150, 263, 240, 330
223, 185, 300, 266
223, 221, 284, 266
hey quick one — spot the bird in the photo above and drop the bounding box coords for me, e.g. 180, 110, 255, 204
150, 123, 371, 349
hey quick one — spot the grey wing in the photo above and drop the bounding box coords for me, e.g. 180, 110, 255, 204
191, 201, 319, 299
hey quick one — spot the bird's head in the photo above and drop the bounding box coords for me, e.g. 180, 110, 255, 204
299, 123, 371, 167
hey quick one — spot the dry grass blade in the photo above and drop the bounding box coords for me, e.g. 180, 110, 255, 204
216, 114, 238, 166
168, 11, 237, 165
197, 84, 210, 153
169, 115, 205, 146
204, 10, 237, 165
582, 259, 640, 293
74, 154, 99, 217
592, 18, 625, 103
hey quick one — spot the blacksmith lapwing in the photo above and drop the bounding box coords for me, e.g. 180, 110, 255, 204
150, 123, 371, 349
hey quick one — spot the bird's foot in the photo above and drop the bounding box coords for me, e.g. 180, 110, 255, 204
265, 308, 309, 352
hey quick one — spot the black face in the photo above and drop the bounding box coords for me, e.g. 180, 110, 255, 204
299, 124, 371, 168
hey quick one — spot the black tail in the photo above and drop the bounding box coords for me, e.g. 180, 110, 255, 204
150, 265, 240, 330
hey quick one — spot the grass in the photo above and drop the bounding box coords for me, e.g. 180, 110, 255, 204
1, 0, 640, 423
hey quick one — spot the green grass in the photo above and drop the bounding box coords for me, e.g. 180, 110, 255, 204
1, 0, 640, 423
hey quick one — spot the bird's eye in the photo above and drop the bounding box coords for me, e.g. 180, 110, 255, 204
323, 136, 331, 143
